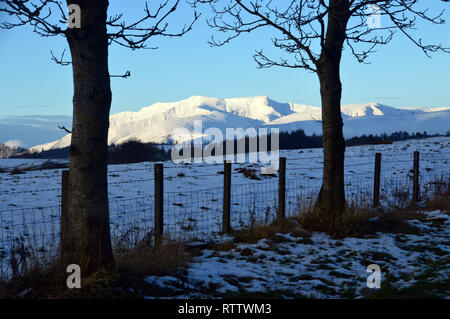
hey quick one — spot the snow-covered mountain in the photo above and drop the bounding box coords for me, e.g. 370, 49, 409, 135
29, 96, 450, 152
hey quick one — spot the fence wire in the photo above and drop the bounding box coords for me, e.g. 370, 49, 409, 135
164, 188, 222, 241
1, 153, 449, 280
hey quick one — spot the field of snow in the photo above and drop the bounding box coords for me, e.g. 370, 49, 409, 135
0, 136, 449, 279
145, 209, 450, 298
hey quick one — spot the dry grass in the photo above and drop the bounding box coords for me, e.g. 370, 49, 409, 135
294, 181, 450, 239
422, 194, 450, 212
297, 208, 368, 239
10, 167, 26, 175
206, 242, 237, 252
114, 237, 192, 298
236, 167, 261, 180
116, 239, 190, 279
226, 198, 429, 243
0, 177, 447, 298
0, 260, 120, 299
231, 218, 312, 244
296, 206, 421, 239
0, 232, 192, 299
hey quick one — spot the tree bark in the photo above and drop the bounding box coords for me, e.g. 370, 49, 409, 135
60, 0, 114, 273
314, 0, 350, 224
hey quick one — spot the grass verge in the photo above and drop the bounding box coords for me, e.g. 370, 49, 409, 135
0, 236, 192, 299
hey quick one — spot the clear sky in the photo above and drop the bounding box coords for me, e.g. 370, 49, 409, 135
0, 1, 449, 119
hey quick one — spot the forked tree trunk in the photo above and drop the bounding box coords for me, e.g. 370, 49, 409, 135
314, 0, 349, 224
60, 0, 114, 273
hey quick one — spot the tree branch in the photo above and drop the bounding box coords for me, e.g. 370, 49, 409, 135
58, 125, 72, 134
107, 0, 200, 50
192, 0, 449, 68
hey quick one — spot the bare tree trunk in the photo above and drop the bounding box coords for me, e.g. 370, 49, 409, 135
314, 0, 349, 224
315, 63, 346, 224
60, 0, 114, 273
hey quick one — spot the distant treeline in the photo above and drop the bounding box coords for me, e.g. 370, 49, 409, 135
0, 144, 26, 158
279, 129, 323, 149
175, 129, 441, 159
9, 129, 445, 163
16, 146, 70, 159
13, 140, 171, 164
212, 129, 439, 152
108, 140, 170, 164
186, 129, 323, 156
345, 131, 439, 147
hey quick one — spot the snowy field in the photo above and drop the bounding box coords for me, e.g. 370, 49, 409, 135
0, 136, 449, 279
146, 209, 450, 298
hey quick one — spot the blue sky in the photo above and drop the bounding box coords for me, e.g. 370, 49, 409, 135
0, 0, 449, 119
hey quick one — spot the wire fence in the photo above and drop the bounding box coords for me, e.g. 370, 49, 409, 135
0, 150, 449, 280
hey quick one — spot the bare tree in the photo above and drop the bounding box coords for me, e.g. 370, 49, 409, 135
193, 0, 449, 225
0, 0, 198, 274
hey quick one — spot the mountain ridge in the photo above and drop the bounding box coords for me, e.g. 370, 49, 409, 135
29, 96, 450, 152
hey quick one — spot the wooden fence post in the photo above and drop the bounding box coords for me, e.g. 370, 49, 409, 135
223, 161, 231, 234
373, 153, 381, 208
413, 151, 420, 202
278, 157, 286, 222
154, 163, 164, 244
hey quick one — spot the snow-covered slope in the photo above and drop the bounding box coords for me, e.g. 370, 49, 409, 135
29, 97, 450, 152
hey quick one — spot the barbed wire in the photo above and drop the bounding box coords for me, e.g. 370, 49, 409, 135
1, 150, 448, 179
1, 156, 448, 196
1, 164, 448, 279
1, 187, 61, 196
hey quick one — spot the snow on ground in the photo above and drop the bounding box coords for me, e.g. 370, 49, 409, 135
144, 209, 450, 298
0, 136, 449, 279
0, 159, 65, 171
1, 136, 448, 209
